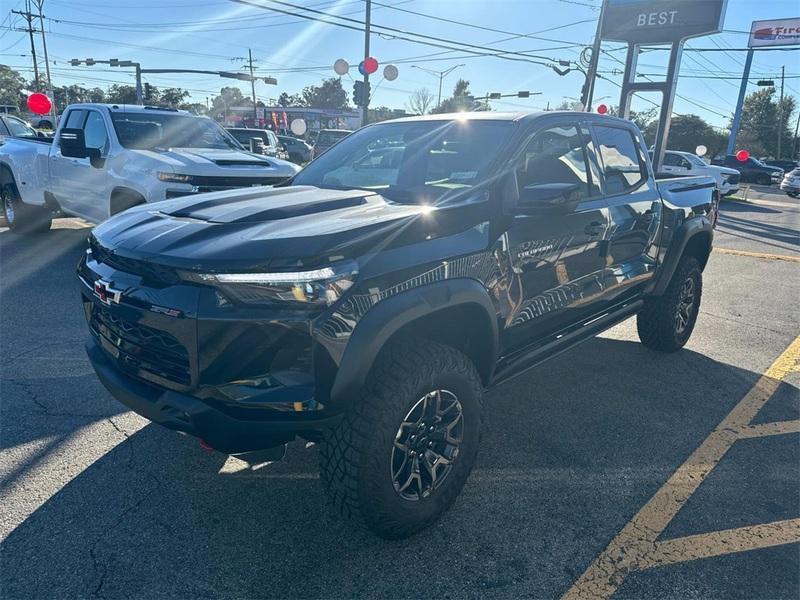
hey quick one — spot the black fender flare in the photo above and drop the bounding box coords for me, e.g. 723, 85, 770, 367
110, 186, 146, 215
650, 215, 713, 296
328, 278, 499, 406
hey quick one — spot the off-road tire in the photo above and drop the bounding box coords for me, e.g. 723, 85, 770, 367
637, 256, 702, 352
319, 340, 484, 539
1, 179, 52, 233
757, 174, 772, 186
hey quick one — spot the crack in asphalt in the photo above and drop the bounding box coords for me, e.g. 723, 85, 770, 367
699, 310, 788, 337
1, 378, 109, 419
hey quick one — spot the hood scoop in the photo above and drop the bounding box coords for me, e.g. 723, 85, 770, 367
213, 159, 270, 167
163, 186, 371, 224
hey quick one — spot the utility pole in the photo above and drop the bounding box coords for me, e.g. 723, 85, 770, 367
726, 48, 754, 156
33, 0, 55, 119
12, 2, 39, 91
410, 64, 465, 109
247, 48, 258, 125
777, 65, 785, 159
362, 0, 371, 126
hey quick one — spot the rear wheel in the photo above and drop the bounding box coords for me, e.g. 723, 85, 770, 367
1, 179, 51, 233
757, 173, 772, 186
319, 340, 483, 539
637, 256, 702, 353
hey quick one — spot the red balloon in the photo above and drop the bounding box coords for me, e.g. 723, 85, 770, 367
27, 93, 52, 116
736, 149, 750, 162
597, 103, 608, 115
363, 56, 379, 75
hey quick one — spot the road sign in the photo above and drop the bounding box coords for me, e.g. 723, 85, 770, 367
601, 0, 727, 44
748, 18, 800, 48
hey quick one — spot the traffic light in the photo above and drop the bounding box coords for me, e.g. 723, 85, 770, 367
757, 80, 775, 87
85, 58, 95, 66
518, 91, 530, 98
109, 58, 120, 67
353, 81, 371, 107
69, 59, 81, 66
144, 83, 153, 102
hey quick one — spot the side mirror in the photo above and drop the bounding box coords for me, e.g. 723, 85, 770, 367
59, 128, 88, 159
517, 183, 582, 213
249, 137, 265, 154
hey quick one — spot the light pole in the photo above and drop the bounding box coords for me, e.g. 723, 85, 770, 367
411, 64, 465, 108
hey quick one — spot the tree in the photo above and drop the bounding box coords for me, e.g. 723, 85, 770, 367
53, 84, 106, 107
301, 77, 349, 109
159, 88, 190, 107
106, 84, 139, 104
736, 88, 797, 158
277, 91, 304, 107
179, 102, 208, 115
0, 65, 28, 109
406, 88, 434, 115
209, 86, 249, 118
431, 79, 482, 114
643, 114, 728, 158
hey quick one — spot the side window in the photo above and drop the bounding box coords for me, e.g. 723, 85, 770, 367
663, 153, 680, 167
83, 111, 109, 154
267, 131, 278, 147
0, 118, 10, 136
595, 125, 646, 195
679, 157, 692, 169
6, 116, 36, 138
517, 123, 594, 199
64, 110, 86, 130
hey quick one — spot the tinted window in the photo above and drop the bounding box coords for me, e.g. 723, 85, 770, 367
83, 111, 109, 153
663, 153, 681, 167
0, 119, 9, 135
64, 110, 86, 129
517, 123, 595, 199
595, 125, 646, 194
110, 113, 240, 150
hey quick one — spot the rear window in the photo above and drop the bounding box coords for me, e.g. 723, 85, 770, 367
594, 125, 646, 195
317, 131, 350, 146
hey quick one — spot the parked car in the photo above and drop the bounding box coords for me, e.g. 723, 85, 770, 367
0, 103, 300, 232
278, 134, 312, 164
764, 159, 800, 173
311, 128, 352, 158
653, 150, 740, 196
78, 111, 717, 538
0, 114, 40, 139
226, 127, 289, 160
780, 167, 800, 198
711, 155, 783, 185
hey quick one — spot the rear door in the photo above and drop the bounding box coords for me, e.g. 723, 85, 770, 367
593, 123, 661, 300
499, 119, 608, 352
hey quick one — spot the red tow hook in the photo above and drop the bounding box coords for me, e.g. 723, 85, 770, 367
198, 439, 215, 453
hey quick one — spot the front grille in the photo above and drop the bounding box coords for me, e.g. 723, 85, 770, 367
90, 239, 180, 285
188, 175, 288, 188
90, 306, 191, 386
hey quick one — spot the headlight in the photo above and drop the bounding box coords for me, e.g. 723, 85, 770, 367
184, 262, 357, 308
158, 172, 193, 184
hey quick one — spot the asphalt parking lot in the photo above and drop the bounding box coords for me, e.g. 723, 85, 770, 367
1, 187, 798, 599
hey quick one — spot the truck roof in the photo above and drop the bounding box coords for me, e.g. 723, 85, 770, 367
64, 103, 192, 116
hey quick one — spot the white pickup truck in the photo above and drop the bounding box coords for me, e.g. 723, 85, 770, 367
654, 150, 741, 197
0, 103, 300, 233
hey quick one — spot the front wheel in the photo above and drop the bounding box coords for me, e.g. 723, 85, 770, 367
757, 174, 772, 186
2, 181, 51, 233
637, 256, 702, 353
319, 340, 484, 539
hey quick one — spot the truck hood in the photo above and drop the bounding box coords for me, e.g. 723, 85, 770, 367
706, 165, 739, 176
91, 185, 446, 272
131, 146, 300, 176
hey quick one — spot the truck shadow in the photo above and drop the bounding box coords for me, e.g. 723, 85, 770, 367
1, 336, 788, 599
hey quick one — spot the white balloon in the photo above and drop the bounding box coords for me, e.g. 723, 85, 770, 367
695, 144, 707, 157
333, 59, 349, 76
383, 64, 398, 81
290, 118, 307, 136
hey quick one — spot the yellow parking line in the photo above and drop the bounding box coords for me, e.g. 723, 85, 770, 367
714, 248, 800, 263
640, 519, 800, 569
562, 335, 800, 600
735, 420, 800, 439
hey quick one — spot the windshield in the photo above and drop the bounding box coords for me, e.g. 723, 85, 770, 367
110, 112, 242, 150
316, 130, 351, 146
293, 119, 515, 204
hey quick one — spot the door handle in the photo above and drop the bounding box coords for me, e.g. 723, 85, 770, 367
584, 221, 604, 236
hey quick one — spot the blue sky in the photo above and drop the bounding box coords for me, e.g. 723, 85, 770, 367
0, 0, 798, 128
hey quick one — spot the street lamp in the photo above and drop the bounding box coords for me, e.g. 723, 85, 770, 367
411, 64, 466, 108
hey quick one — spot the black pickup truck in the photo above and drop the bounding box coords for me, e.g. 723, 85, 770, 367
79, 112, 717, 538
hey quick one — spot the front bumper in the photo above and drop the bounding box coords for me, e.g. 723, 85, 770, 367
87, 339, 341, 453
780, 180, 800, 194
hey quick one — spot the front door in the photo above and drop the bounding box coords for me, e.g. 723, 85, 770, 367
51, 108, 109, 222
499, 120, 608, 354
